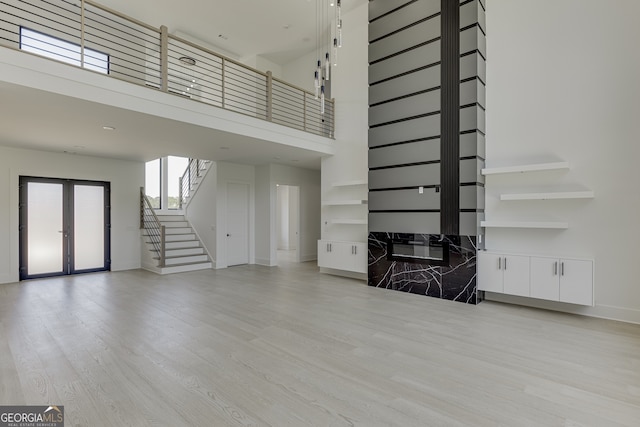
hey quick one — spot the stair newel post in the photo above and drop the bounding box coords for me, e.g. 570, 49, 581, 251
160, 225, 166, 267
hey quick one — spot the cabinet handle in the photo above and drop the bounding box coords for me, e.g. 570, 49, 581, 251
353, 246, 357, 255
498, 257, 502, 270
504, 257, 507, 270
554, 261, 558, 276
561, 262, 564, 276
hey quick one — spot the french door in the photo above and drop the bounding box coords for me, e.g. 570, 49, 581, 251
19, 177, 111, 280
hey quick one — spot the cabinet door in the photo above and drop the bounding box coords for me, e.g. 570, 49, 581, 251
559, 259, 593, 306
478, 252, 504, 292
351, 242, 368, 274
502, 255, 530, 297
317, 240, 332, 269
332, 242, 353, 271
530, 257, 560, 301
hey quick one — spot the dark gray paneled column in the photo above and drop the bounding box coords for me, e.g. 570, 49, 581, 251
367, 0, 486, 304
368, 0, 442, 233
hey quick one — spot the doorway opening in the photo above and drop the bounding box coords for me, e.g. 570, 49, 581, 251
276, 184, 300, 265
19, 176, 111, 280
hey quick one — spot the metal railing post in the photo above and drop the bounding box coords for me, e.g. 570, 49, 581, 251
178, 177, 183, 209
221, 58, 226, 108
139, 187, 144, 229
160, 225, 166, 267
160, 25, 169, 92
80, 0, 86, 68
303, 92, 307, 132
266, 71, 273, 122
331, 98, 336, 138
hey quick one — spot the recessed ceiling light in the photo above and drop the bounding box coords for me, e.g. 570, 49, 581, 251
179, 56, 196, 66
102, 126, 115, 131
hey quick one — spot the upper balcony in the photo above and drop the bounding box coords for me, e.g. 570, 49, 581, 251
0, 0, 335, 166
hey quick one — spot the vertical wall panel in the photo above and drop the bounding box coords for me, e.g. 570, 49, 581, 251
368, 0, 485, 304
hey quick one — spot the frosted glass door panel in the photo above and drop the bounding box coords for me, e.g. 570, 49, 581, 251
74, 185, 105, 270
27, 182, 64, 275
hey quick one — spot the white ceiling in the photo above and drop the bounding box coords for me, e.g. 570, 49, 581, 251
0, 0, 368, 169
95, 0, 366, 65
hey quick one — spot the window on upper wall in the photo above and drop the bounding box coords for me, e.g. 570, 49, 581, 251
167, 156, 189, 210
20, 27, 109, 74
145, 159, 161, 209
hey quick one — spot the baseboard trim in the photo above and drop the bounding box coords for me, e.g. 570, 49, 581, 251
300, 253, 317, 263
319, 267, 367, 281
485, 293, 640, 325
255, 257, 277, 267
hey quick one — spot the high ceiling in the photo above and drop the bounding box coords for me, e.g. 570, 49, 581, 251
95, 0, 367, 65
0, 0, 368, 168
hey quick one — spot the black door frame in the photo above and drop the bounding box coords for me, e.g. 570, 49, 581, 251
19, 176, 111, 280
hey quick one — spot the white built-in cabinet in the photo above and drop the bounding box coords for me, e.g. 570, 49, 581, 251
478, 251, 594, 306
530, 257, 594, 306
318, 240, 367, 274
478, 253, 530, 297
318, 179, 368, 274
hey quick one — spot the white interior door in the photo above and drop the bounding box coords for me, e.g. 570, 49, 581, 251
226, 182, 249, 266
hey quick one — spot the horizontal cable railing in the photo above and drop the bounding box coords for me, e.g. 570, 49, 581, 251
0, 0, 335, 138
140, 187, 166, 267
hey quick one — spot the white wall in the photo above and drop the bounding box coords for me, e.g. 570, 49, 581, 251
319, 3, 369, 245
0, 146, 143, 284
185, 161, 217, 263
485, 0, 640, 323
215, 162, 255, 269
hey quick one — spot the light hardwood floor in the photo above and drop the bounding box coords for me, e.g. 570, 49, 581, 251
0, 260, 639, 426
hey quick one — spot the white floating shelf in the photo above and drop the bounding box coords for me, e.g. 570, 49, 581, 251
481, 221, 569, 229
500, 191, 594, 201
330, 219, 367, 225
332, 179, 368, 187
322, 200, 368, 206
481, 162, 570, 176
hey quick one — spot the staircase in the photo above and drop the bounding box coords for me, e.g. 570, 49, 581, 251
142, 214, 213, 274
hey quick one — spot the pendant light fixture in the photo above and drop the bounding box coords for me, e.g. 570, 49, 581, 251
313, 0, 344, 115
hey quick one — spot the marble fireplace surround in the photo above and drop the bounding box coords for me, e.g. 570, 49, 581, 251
368, 232, 479, 304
